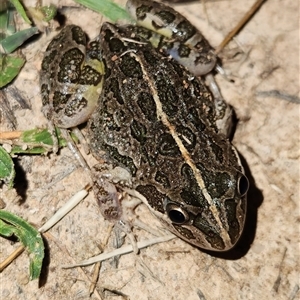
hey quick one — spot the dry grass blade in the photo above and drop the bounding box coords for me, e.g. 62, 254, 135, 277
215, 0, 267, 54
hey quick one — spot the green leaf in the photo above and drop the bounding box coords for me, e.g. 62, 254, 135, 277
0, 27, 39, 54
0, 6, 9, 33
10, 0, 31, 24
74, 0, 131, 22
8, 128, 76, 155
0, 145, 15, 187
21, 128, 57, 146
9, 128, 55, 155
0, 210, 44, 280
0, 219, 16, 236
0, 55, 25, 87
0, 3, 16, 35
20, 127, 68, 150
10, 145, 51, 155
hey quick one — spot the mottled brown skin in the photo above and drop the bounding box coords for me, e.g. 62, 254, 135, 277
88, 23, 248, 251
40, 25, 104, 129
40, 0, 248, 251
126, 0, 217, 76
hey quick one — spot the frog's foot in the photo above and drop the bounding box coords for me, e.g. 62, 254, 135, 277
205, 73, 233, 138
110, 192, 170, 255
114, 219, 139, 254
92, 164, 176, 255
92, 164, 134, 221
93, 164, 169, 254
119, 187, 173, 250
215, 63, 235, 82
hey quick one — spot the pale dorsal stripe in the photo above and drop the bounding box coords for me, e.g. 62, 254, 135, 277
130, 52, 231, 246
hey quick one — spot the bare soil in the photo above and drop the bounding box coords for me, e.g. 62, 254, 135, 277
1, 0, 299, 299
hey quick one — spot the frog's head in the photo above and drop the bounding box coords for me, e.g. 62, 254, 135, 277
137, 162, 249, 252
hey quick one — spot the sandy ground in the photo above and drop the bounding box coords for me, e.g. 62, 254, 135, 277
0, 0, 299, 299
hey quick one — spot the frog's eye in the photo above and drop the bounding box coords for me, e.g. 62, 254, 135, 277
238, 174, 249, 196
166, 204, 190, 225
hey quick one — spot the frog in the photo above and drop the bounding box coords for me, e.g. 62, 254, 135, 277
40, 0, 249, 251
88, 21, 248, 251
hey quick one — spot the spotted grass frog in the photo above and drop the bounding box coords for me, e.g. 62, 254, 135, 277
88, 20, 248, 251
40, 0, 249, 251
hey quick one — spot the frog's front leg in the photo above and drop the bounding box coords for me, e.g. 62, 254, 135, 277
92, 165, 124, 221
92, 164, 142, 253
92, 163, 138, 221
